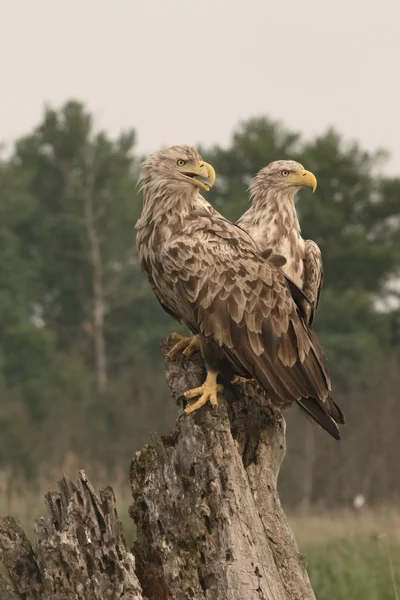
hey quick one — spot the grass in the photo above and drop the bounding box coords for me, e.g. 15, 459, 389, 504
1, 474, 399, 599
290, 511, 400, 600
304, 535, 399, 600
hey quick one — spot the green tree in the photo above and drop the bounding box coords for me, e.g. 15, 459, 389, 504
0, 102, 175, 482
14, 101, 172, 383
0, 159, 58, 477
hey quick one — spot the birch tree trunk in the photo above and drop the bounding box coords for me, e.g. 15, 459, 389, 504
61, 157, 108, 392
0, 336, 315, 600
82, 168, 108, 392
300, 427, 316, 514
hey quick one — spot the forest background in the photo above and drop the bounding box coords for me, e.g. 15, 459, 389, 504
1, 102, 400, 598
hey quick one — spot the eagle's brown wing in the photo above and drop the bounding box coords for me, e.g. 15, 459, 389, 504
161, 225, 343, 438
303, 240, 323, 325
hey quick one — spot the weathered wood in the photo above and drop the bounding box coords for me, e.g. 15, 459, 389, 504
0, 517, 42, 600
129, 337, 315, 600
0, 336, 315, 599
0, 471, 143, 600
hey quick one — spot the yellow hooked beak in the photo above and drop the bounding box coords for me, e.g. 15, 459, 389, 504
178, 160, 216, 192
287, 169, 317, 192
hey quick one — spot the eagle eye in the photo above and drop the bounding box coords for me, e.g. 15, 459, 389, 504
177, 159, 186, 166
281, 170, 289, 176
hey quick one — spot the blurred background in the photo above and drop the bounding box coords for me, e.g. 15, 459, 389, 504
1, 1, 400, 597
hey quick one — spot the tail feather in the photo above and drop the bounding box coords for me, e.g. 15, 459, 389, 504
297, 397, 343, 441
331, 399, 346, 425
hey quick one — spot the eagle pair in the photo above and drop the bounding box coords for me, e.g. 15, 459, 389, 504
136, 146, 345, 440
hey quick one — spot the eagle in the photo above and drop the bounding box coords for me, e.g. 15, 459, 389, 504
168, 160, 322, 361
237, 160, 323, 325
136, 146, 344, 440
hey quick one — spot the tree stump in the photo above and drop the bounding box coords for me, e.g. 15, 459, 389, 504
0, 336, 315, 599
129, 338, 315, 600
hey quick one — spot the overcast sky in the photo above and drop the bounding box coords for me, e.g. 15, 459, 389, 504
1, 0, 399, 173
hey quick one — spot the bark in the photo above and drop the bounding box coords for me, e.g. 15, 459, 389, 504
0, 336, 315, 599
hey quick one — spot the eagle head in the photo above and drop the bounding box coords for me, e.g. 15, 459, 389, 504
139, 145, 216, 195
252, 160, 317, 195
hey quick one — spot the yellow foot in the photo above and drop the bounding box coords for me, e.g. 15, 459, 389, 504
232, 375, 256, 386
184, 371, 223, 415
167, 333, 201, 361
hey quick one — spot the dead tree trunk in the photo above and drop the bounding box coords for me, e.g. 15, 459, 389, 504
0, 337, 315, 600
130, 339, 315, 600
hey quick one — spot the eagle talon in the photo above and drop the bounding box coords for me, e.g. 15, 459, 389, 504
184, 371, 223, 415
232, 375, 257, 386
170, 332, 184, 341
167, 333, 201, 361
177, 409, 187, 422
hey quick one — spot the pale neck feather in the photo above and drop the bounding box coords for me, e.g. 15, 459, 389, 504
239, 187, 301, 249
135, 180, 215, 244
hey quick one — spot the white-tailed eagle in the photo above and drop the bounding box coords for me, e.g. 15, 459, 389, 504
238, 160, 323, 325
136, 147, 344, 440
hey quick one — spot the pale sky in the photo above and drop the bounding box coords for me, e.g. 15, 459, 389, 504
1, 0, 400, 173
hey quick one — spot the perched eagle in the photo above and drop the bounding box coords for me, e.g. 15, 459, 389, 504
136, 146, 344, 440
238, 160, 322, 325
